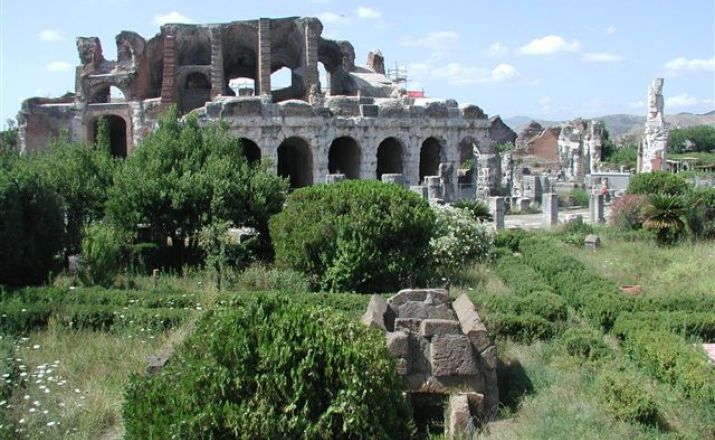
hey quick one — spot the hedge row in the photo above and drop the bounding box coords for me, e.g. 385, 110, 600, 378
215, 291, 371, 320
632, 293, 715, 314
0, 303, 188, 335
493, 256, 553, 296
1, 286, 200, 309
619, 328, 715, 404
613, 311, 715, 341
483, 313, 557, 342
518, 237, 629, 329
471, 290, 567, 323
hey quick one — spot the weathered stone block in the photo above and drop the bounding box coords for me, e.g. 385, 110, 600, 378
427, 303, 458, 320
447, 394, 472, 439
386, 331, 410, 358
360, 104, 379, 117
420, 319, 461, 338
361, 294, 388, 330
399, 301, 429, 319
453, 294, 491, 352
431, 335, 479, 376
395, 318, 421, 334
585, 234, 601, 250
480, 345, 497, 370
388, 289, 450, 308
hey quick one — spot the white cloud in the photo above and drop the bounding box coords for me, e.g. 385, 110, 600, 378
318, 12, 350, 24
435, 62, 521, 85
520, 35, 581, 55
582, 52, 623, 63
605, 26, 616, 36
400, 31, 458, 49
666, 93, 700, 108
38, 29, 64, 42
153, 11, 194, 26
46, 61, 73, 72
356, 6, 381, 19
664, 56, 715, 76
485, 42, 509, 57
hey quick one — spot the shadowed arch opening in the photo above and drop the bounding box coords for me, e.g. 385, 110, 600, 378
458, 137, 478, 183
278, 137, 313, 188
182, 72, 211, 113
93, 115, 127, 158
328, 137, 361, 179
239, 138, 261, 165
419, 137, 443, 183
376, 137, 403, 180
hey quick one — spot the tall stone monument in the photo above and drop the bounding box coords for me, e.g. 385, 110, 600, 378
639, 78, 668, 172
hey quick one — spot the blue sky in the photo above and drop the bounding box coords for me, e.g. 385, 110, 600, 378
1, 0, 713, 128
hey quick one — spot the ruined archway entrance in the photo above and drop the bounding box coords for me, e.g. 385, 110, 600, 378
376, 137, 403, 180
239, 138, 261, 165
328, 137, 361, 179
93, 115, 128, 158
458, 137, 478, 183
278, 137, 313, 188
419, 137, 443, 183
181, 72, 211, 113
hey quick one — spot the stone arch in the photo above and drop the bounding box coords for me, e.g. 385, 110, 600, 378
87, 82, 132, 104
239, 138, 261, 164
458, 136, 479, 183
278, 137, 313, 188
419, 137, 445, 183
328, 136, 361, 179
91, 115, 128, 158
181, 71, 211, 113
376, 137, 404, 180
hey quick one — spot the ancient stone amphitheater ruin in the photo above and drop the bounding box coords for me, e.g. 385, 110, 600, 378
17, 16, 516, 200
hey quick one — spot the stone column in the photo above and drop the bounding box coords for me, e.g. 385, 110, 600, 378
542, 193, 558, 228
257, 18, 271, 96
425, 176, 442, 202
160, 34, 177, 110
489, 197, 505, 231
590, 193, 605, 224
304, 21, 320, 97
209, 26, 225, 99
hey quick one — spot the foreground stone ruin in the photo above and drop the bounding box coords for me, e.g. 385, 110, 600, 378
17, 16, 510, 201
362, 289, 498, 438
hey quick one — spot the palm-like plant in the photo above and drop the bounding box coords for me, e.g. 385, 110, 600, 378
452, 200, 493, 222
642, 194, 687, 244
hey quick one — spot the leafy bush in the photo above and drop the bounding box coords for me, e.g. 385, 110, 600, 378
493, 256, 552, 296
570, 188, 589, 207
484, 312, 555, 342
229, 264, 310, 292
430, 205, 493, 279
559, 216, 594, 245
79, 223, 125, 287
643, 194, 688, 245
613, 311, 715, 341
493, 228, 531, 252
597, 368, 658, 425
685, 187, 715, 240
668, 125, 715, 153
451, 200, 493, 222
0, 163, 64, 286
269, 180, 435, 292
561, 327, 610, 360
609, 194, 648, 230
123, 297, 414, 439
627, 171, 690, 196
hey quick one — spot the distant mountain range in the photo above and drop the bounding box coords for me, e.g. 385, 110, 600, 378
504, 111, 715, 140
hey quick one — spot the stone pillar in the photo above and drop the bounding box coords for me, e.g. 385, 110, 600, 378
209, 26, 225, 99
381, 173, 404, 186
425, 176, 442, 202
489, 196, 505, 231
304, 22, 320, 97
542, 193, 558, 228
447, 394, 473, 439
590, 193, 605, 224
325, 173, 345, 184
518, 197, 531, 212
257, 18, 271, 96
160, 34, 177, 110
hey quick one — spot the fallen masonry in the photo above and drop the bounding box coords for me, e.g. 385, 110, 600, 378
362, 289, 498, 438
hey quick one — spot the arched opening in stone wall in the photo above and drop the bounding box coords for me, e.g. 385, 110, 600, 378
278, 137, 313, 188
419, 137, 443, 184
328, 137, 361, 179
181, 72, 211, 113
376, 137, 403, 180
222, 25, 258, 95
458, 137, 478, 183
93, 115, 128, 158
239, 138, 261, 165
110, 86, 126, 103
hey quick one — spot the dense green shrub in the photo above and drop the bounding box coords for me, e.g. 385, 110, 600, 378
269, 180, 435, 292
561, 327, 610, 360
613, 311, 715, 341
493, 228, 531, 252
597, 369, 658, 425
123, 297, 414, 439
471, 290, 567, 323
633, 292, 715, 313
494, 256, 552, 296
620, 328, 715, 403
229, 264, 310, 292
559, 216, 594, 245
79, 223, 125, 288
609, 194, 648, 230
451, 200, 493, 222
668, 125, 715, 153
0, 286, 199, 309
627, 171, 690, 196
570, 188, 589, 207
685, 187, 715, 240
430, 205, 493, 279
0, 164, 64, 286
484, 312, 555, 342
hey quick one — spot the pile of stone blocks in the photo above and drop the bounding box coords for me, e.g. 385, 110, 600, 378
362, 289, 498, 438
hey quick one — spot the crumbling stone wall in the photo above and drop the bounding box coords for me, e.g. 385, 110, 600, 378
639, 78, 668, 172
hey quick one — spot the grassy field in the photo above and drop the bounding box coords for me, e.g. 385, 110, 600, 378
1, 234, 714, 439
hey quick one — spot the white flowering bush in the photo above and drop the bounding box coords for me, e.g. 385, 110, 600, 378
430, 204, 494, 279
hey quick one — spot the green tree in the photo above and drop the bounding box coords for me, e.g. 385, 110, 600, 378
668, 125, 715, 153
0, 162, 64, 286
627, 171, 691, 196
78, 223, 125, 287
107, 107, 287, 269
0, 119, 18, 155
643, 194, 687, 245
